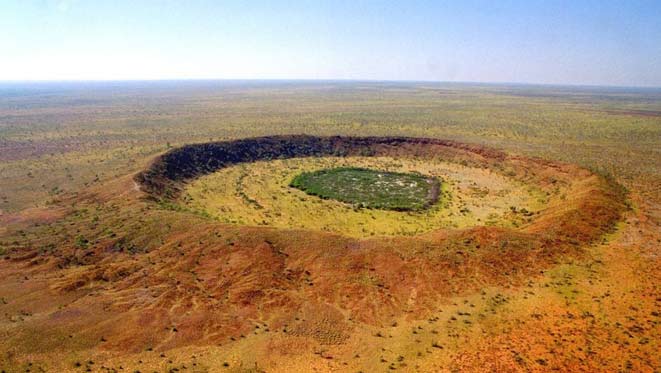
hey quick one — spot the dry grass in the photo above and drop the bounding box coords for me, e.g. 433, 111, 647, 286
0, 82, 658, 372
184, 156, 544, 237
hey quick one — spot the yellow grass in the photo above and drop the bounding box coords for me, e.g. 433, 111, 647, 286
184, 156, 547, 237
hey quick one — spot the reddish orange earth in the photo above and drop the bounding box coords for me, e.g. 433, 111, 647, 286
0, 136, 657, 372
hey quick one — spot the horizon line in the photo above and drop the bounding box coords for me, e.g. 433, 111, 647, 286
1, 78, 660, 90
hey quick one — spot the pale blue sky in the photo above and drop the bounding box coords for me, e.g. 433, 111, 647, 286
1, 0, 660, 86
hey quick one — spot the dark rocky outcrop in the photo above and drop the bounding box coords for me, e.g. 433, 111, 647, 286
135, 135, 504, 201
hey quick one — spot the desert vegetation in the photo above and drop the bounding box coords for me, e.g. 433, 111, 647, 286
182, 153, 545, 237
289, 167, 440, 211
0, 82, 659, 372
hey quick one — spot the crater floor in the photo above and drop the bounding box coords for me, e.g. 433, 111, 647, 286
182, 156, 546, 237
290, 167, 440, 211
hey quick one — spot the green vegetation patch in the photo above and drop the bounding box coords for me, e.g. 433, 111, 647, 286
290, 167, 440, 211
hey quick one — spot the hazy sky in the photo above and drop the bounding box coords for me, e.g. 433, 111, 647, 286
2, 0, 660, 86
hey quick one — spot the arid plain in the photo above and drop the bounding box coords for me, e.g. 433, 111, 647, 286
0, 81, 659, 372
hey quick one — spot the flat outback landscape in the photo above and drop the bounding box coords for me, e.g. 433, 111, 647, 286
0, 81, 659, 372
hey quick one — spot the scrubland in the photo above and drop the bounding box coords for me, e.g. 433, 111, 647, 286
184, 156, 542, 237
0, 81, 659, 372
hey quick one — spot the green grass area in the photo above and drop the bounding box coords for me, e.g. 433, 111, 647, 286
290, 167, 440, 211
